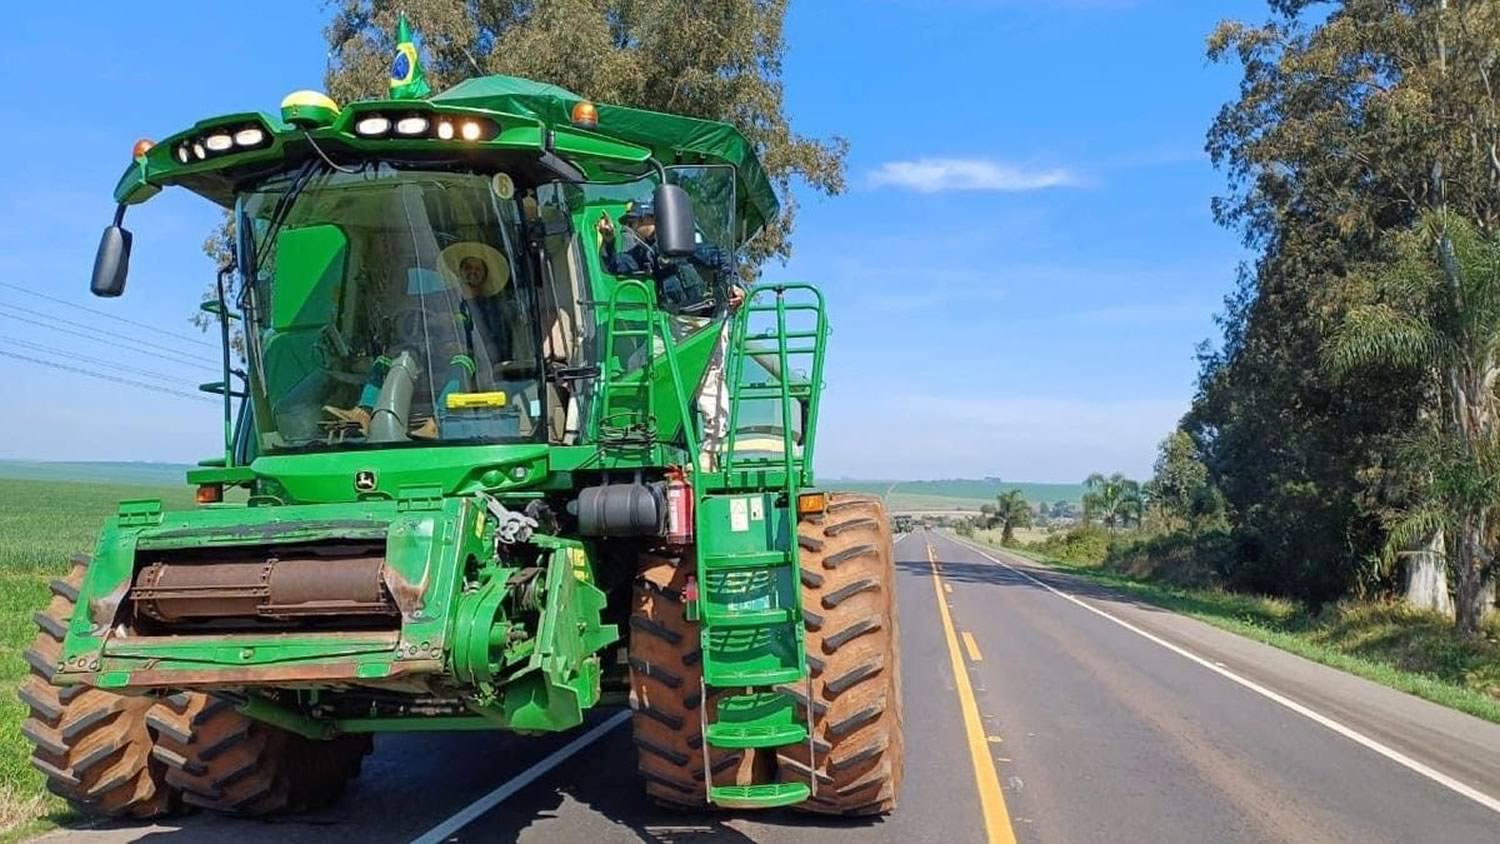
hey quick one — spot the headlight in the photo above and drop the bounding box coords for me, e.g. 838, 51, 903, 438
460, 120, 482, 141
437, 120, 455, 140
234, 127, 266, 147
396, 116, 430, 136
192, 142, 206, 160
355, 116, 391, 136
176, 145, 191, 164
204, 133, 233, 153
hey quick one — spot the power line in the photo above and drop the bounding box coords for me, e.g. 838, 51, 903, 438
0, 349, 217, 404
0, 337, 207, 389
0, 301, 219, 361
0, 280, 219, 349
0, 309, 217, 372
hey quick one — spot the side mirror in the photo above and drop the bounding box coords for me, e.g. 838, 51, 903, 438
91, 225, 133, 298
653, 183, 697, 258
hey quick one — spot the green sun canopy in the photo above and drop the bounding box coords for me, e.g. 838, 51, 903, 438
432, 76, 779, 239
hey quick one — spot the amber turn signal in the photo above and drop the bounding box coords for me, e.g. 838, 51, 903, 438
571, 100, 598, 129
132, 138, 155, 158
195, 484, 223, 504
797, 491, 828, 516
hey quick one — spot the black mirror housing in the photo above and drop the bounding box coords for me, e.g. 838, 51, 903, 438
653, 183, 697, 258
91, 225, 132, 298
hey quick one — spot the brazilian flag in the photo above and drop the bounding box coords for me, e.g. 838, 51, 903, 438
389, 14, 431, 100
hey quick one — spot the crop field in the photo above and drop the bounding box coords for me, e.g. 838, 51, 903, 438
0, 477, 196, 837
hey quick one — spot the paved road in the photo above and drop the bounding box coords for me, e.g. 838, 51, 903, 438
38, 531, 1500, 843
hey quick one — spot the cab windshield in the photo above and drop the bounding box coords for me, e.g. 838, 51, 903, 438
237, 164, 550, 453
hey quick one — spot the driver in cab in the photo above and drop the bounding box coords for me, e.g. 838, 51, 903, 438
322, 241, 515, 437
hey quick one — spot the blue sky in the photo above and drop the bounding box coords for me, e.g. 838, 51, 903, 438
0, 0, 1265, 482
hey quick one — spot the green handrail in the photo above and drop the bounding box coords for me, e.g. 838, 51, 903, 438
723, 283, 828, 486
598, 279, 657, 444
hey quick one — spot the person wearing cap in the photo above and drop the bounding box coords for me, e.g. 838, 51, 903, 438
595, 201, 738, 310
596, 200, 746, 469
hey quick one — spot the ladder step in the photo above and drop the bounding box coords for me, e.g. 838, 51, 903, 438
709, 783, 811, 809
701, 551, 792, 570
704, 665, 805, 688
705, 722, 808, 749
735, 387, 813, 399
745, 331, 819, 341
706, 690, 808, 749
700, 607, 797, 628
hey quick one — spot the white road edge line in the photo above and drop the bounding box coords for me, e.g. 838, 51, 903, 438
410, 710, 633, 844
948, 534, 1500, 817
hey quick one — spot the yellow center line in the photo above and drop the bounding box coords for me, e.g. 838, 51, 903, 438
926, 539, 1016, 844
962, 631, 984, 662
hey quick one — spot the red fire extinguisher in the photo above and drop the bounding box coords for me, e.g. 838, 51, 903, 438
664, 467, 694, 546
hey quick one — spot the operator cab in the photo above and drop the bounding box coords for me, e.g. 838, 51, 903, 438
237, 162, 575, 453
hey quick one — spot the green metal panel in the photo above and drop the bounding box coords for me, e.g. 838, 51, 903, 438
697, 492, 790, 557
269, 224, 347, 331
60, 497, 479, 687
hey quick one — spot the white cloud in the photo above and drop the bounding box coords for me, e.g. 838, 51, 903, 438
867, 158, 1082, 193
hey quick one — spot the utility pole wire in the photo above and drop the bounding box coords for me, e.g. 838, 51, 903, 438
0, 349, 217, 403
0, 280, 219, 349
0, 309, 217, 372
0, 337, 206, 388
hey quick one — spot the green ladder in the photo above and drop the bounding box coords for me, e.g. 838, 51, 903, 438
695, 284, 829, 808
598, 279, 659, 445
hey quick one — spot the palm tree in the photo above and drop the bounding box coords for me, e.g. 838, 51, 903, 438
994, 490, 1032, 545
1081, 472, 1143, 531
1329, 212, 1500, 635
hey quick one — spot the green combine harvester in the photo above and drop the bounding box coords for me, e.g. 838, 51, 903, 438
20, 20, 901, 821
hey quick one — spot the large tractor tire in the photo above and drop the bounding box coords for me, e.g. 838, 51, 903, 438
778, 493, 904, 815
148, 694, 371, 815
629, 548, 759, 808
19, 554, 173, 818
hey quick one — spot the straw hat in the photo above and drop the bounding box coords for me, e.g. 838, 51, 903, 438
438, 241, 510, 297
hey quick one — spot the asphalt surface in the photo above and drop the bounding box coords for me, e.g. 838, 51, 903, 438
36, 530, 1500, 843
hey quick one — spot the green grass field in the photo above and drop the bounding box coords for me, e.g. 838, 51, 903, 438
836, 479, 1086, 511
0, 477, 197, 838
0, 461, 194, 488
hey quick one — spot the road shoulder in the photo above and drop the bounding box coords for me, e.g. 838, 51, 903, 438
945, 532, 1500, 809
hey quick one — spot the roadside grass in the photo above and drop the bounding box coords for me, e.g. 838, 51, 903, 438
964, 530, 1500, 725
0, 477, 197, 840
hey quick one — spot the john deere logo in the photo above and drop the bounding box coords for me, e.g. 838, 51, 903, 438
354, 470, 378, 492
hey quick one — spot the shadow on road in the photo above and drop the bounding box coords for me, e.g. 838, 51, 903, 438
457, 727, 887, 842
84, 713, 886, 844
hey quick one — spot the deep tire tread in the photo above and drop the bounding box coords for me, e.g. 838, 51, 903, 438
18, 555, 174, 819
629, 548, 758, 809
153, 694, 371, 816
778, 494, 904, 816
